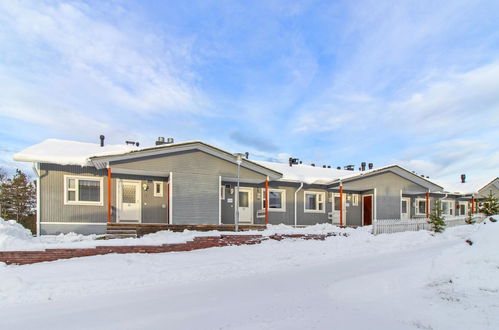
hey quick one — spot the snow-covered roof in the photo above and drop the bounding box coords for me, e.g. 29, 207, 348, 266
254, 161, 356, 184
13, 139, 140, 166
435, 177, 498, 195
13, 139, 282, 179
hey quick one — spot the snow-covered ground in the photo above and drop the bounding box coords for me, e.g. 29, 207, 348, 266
0, 218, 498, 329
0, 218, 356, 251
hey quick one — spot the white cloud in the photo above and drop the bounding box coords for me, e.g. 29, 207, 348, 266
0, 0, 206, 120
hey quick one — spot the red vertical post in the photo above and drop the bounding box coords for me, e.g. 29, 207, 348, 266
339, 185, 343, 226
425, 192, 429, 218
265, 178, 269, 225
167, 182, 170, 224
471, 196, 475, 215
107, 167, 111, 224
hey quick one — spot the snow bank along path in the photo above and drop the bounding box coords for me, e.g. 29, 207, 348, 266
0, 232, 348, 265
0, 217, 497, 329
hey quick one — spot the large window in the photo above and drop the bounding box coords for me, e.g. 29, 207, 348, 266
262, 189, 286, 212
64, 175, 103, 205
304, 191, 325, 213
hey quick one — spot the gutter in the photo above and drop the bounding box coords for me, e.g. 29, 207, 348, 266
294, 182, 304, 227
32, 162, 41, 236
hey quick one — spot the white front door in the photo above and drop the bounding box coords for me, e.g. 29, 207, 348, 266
401, 197, 411, 219
117, 180, 141, 222
331, 193, 346, 224
238, 188, 253, 223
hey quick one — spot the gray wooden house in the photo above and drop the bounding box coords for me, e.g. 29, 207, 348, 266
13, 137, 487, 235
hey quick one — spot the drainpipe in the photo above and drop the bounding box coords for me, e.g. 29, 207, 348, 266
32, 162, 41, 236
294, 182, 304, 227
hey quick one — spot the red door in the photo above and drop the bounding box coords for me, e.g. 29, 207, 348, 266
363, 195, 372, 226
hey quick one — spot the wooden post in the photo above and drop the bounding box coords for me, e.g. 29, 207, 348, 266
167, 182, 170, 224
425, 192, 429, 218
265, 178, 269, 225
107, 167, 111, 224
339, 185, 343, 226
471, 196, 475, 215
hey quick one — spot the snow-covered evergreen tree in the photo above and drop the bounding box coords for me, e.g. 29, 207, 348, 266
479, 191, 499, 216
428, 200, 446, 233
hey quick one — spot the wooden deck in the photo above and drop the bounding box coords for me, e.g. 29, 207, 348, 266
106, 223, 267, 237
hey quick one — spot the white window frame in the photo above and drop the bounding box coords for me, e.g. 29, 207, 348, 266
220, 185, 226, 200
352, 194, 359, 206
64, 175, 103, 206
415, 198, 427, 216
261, 188, 286, 212
441, 200, 455, 216
153, 181, 164, 197
458, 201, 467, 216
304, 191, 326, 213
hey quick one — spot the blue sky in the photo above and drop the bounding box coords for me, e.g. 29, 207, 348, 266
0, 0, 498, 181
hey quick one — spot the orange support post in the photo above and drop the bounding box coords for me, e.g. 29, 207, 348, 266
425, 192, 429, 218
471, 196, 475, 215
107, 167, 111, 224
339, 185, 343, 226
167, 183, 170, 224
265, 178, 269, 225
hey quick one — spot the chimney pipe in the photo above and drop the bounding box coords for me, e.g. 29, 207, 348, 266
461, 174, 466, 183
99, 135, 105, 147
361, 162, 366, 171
368, 163, 373, 170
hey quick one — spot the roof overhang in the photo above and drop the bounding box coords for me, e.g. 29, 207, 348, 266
90, 141, 282, 180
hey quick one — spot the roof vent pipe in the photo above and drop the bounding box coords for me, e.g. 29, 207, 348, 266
327, 165, 331, 168
311, 163, 315, 167
368, 163, 373, 170
166, 137, 174, 144
361, 162, 366, 171
461, 174, 466, 183
245, 152, 249, 159
99, 135, 105, 147
323, 165, 326, 168
337, 166, 341, 170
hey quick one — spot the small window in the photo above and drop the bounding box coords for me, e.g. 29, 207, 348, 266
352, 194, 359, 206
153, 181, 163, 197
458, 202, 467, 216
441, 200, 454, 215
416, 199, 427, 215
262, 189, 286, 212
304, 191, 325, 213
220, 185, 226, 200
401, 200, 408, 213
64, 176, 103, 205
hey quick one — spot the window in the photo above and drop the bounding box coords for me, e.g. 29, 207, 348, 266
401, 200, 408, 214
153, 181, 163, 197
458, 202, 467, 216
416, 198, 427, 215
220, 185, 225, 200
262, 189, 286, 212
352, 194, 359, 206
304, 191, 325, 213
441, 200, 454, 216
334, 195, 341, 211
64, 176, 103, 205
